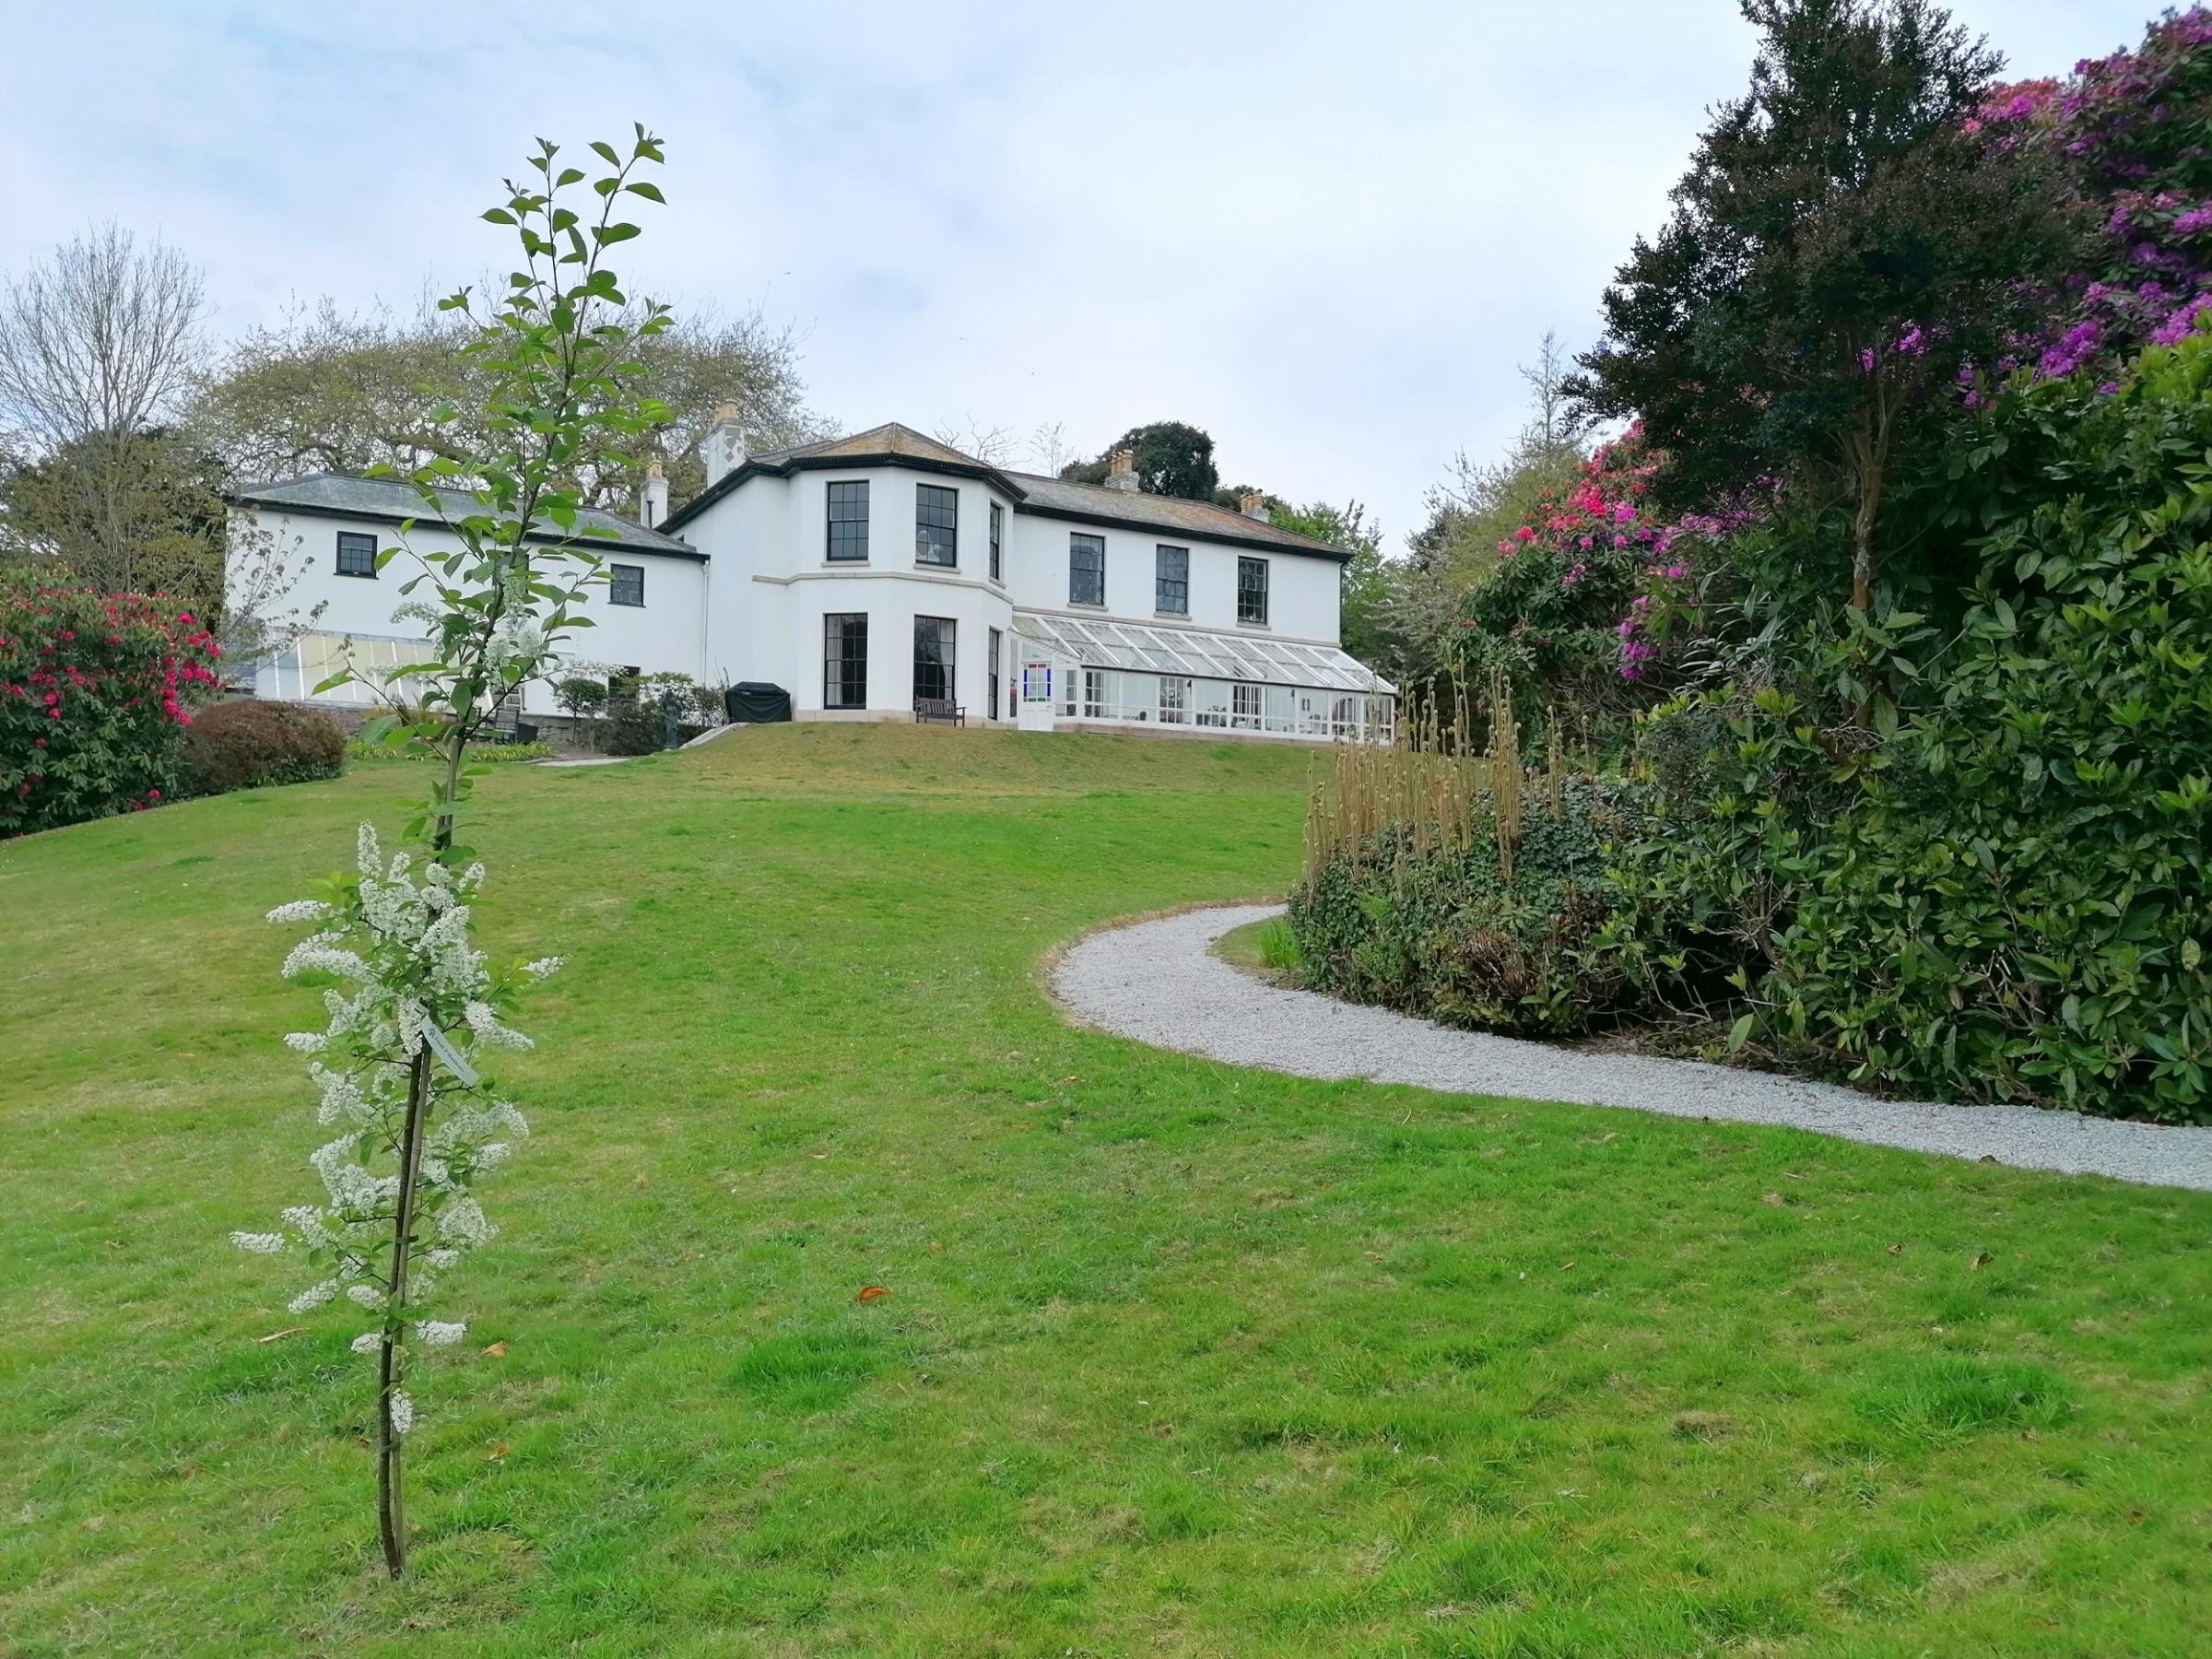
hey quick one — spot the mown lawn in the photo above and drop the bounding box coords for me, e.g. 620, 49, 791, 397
3, 724, 2207, 1657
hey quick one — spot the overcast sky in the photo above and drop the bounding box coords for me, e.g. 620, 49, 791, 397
0, 1, 2164, 549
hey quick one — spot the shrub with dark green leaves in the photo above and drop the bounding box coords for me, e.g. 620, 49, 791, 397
601, 697, 666, 757
1604, 331, 2212, 1120
181, 699, 347, 797
1290, 780, 1642, 1035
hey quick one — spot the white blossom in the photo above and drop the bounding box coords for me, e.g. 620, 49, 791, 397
237, 818, 551, 1442
464, 1000, 533, 1050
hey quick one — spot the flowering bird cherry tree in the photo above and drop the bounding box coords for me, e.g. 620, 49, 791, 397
233, 126, 673, 1579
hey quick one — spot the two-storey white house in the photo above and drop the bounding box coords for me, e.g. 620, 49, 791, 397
228, 419, 1394, 742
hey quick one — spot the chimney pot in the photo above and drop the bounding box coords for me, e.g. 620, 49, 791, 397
701, 407, 747, 488
1238, 488, 1270, 522
1104, 447, 1140, 493
640, 459, 669, 529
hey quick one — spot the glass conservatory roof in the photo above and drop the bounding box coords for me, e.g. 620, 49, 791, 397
1012, 614, 1394, 695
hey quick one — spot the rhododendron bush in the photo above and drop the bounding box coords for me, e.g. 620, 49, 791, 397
1975, 7, 2212, 382
1452, 426, 1759, 702
0, 573, 219, 837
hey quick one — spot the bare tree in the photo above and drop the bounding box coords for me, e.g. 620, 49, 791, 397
930, 417, 1018, 467
0, 225, 208, 584
1026, 419, 1074, 476
1515, 330, 1595, 455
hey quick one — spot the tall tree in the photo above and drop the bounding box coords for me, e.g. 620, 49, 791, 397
1396, 333, 1594, 672
1271, 500, 1400, 671
1571, 0, 2084, 612
189, 293, 826, 513
1060, 419, 1220, 500
0, 224, 210, 589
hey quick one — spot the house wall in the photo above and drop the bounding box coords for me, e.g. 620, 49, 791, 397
682, 464, 1025, 719
1003, 511, 1341, 641
231, 507, 709, 714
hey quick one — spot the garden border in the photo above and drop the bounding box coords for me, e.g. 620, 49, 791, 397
1050, 902, 2212, 1192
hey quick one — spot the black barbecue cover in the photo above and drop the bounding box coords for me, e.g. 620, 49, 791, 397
724, 681, 793, 724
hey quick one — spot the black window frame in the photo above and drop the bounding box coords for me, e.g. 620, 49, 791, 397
609, 563, 646, 607
987, 626, 1002, 720
913, 614, 957, 703
989, 500, 1003, 583
915, 483, 959, 568
1237, 556, 1269, 625
1155, 544, 1189, 615
823, 612, 868, 709
826, 480, 870, 562
335, 530, 379, 579
1068, 533, 1106, 606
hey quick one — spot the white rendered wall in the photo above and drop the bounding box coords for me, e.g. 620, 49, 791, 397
230, 507, 709, 714
1001, 512, 1341, 641
680, 465, 1021, 718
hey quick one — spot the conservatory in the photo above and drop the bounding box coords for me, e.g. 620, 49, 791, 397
1011, 613, 1394, 743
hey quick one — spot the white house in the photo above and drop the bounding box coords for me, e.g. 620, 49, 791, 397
228, 420, 1394, 742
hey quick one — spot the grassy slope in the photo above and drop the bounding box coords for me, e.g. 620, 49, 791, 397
2, 724, 2207, 1657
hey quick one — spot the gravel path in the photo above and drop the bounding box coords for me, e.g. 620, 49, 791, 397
1053, 903, 2212, 1193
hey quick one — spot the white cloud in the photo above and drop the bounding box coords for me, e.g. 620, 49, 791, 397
0, 0, 2159, 546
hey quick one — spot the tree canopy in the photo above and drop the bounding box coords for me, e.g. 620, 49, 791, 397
187, 294, 829, 513
1570, 0, 2084, 610
1059, 419, 1220, 501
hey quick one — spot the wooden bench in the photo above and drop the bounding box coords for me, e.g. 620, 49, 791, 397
912, 696, 966, 726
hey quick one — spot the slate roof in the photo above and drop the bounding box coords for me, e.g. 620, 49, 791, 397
228, 472, 700, 558
662, 421, 1350, 560
1003, 469, 1347, 559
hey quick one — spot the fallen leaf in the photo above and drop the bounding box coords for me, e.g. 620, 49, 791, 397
253, 1327, 308, 1344
482, 1340, 507, 1358
857, 1285, 889, 1302
488, 1442, 509, 1462
1887, 1243, 1905, 1255
1969, 1252, 1993, 1271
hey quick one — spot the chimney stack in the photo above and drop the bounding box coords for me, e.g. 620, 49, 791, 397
640, 459, 669, 529
701, 404, 747, 488
1237, 488, 1270, 522
1103, 447, 1140, 493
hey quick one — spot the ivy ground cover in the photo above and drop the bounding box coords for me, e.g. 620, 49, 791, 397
2, 724, 2207, 1655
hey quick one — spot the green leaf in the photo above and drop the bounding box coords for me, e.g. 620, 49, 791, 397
1726, 1013, 1755, 1053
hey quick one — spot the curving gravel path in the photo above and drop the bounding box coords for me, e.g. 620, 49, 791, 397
1053, 903, 2212, 1193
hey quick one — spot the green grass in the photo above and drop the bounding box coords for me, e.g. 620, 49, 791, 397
3, 724, 2209, 1656
1213, 913, 1303, 979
